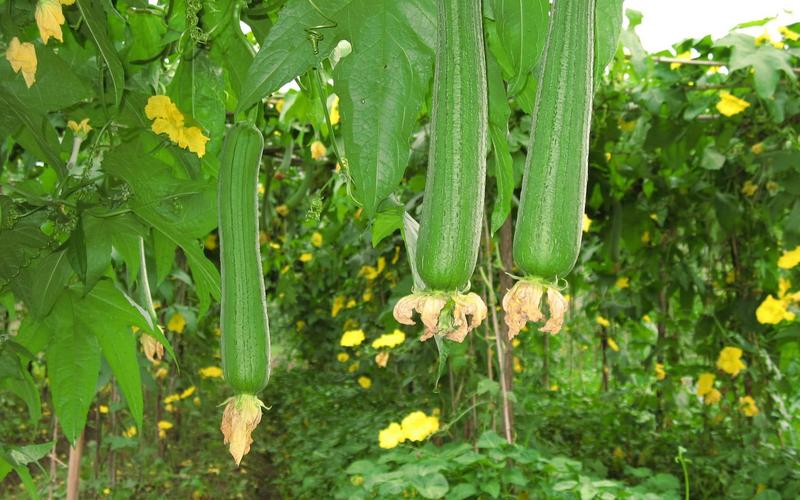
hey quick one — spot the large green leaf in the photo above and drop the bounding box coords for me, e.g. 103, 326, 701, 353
334, 0, 436, 217
237, 0, 352, 112
75, 282, 146, 429
594, 0, 624, 78
29, 250, 72, 318
0, 221, 51, 293
716, 34, 797, 99
103, 140, 217, 239
76, 0, 126, 106
46, 295, 100, 445
168, 51, 226, 157
0, 46, 92, 114
0, 87, 65, 176
487, 56, 514, 234
493, 0, 549, 95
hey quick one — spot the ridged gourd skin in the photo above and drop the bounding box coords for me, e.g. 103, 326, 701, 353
512, 0, 595, 280
218, 123, 271, 394
416, 0, 488, 292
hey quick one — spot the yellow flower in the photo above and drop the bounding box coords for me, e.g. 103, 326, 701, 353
98, 405, 109, 414
204, 233, 218, 250
401, 411, 439, 442
167, 312, 186, 333
299, 252, 313, 263
582, 214, 592, 232
67, 118, 92, 137
741, 180, 758, 197
716, 91, 750, 117
512, 338, 521, 347
310, 140, 327, 160
199, 366, 223, 378
371, 330, 406, 349
155, 367, 168, 379
103, 488, 111, 496
346, 298, 357, 308
670, 50, 692, 70
179, 126, 209, 158
655, 363, 666, 380
358, 376, 372, 389
716, 347, 746, 377
704, 388, 721, 405
347, 361, 360, 373
362, 289, 373, 302
311, 231, 323, 248
163, 393, 181, 404
612, 447, 625, 459
340, 329, 365, 347
756, 295, 795, 324
549, 384, 559, 391
164, 403, 175, 413
296, 320, 306, 332
643, 314, 652, 323
359, 257, 387, 280
123, 426, 137, 438
755, 31, 772, 46
739, 395, 759, 417
618, 118, 636, 132
374, 351, 389, 368
36, 0, 65, 44
378, 422, 405, 449
779, 26, 799, 41
5, 37, 37, 88
778, 246, 800, 269
696, 373, 715, 396
337, 352, 350, 363
180, 386, 196, 399
275, 204, 289, 217
329, 95, 340, 125
331, 296, 346, 317
750, 142, 764, 155
596, 315, 610, 328
513, 356, 523, 373
274, 98, 285, 113
207, 467, 220, 475
144, 96, 208, 158
641, 231, 651, 245
605, 152, 612, 162
607, 338, 620, 352
615, 277, 630, 289
158, 420, 173, 431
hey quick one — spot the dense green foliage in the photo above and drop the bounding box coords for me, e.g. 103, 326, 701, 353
0, 0, 799, 498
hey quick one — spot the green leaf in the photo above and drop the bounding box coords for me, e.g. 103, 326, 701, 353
594, 0, 624, 77
237, 0, 350, 112
126, 8, 168, 62
29, 250, 72, 318
0, 221, 51, 293
334, 0, 436, 217
372, 205, 405, 247
493, 0, 549, 95
0, 87, 65, 176
701, 145, 726, 170
74, 284, 144, 429
79, 280, 176, 363
76, 0, 126, 106
401, 212, 426, 291
487, 57, 514, 233
716, 34, 797, 99
47, 295, 100, 445
8, 442, 53, 466
0, 47, 92, 114
410, 472, 449, 499
103, 140, 217, 239
168, 51, 226, 157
